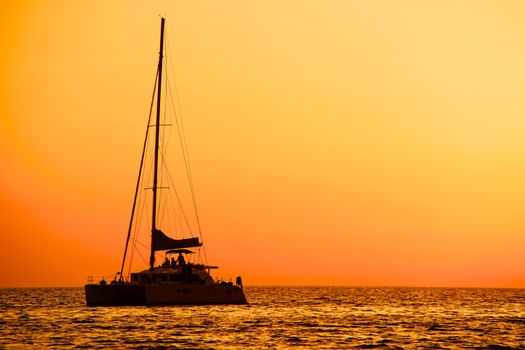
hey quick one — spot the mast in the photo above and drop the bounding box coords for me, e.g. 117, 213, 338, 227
150, 17, 165, 269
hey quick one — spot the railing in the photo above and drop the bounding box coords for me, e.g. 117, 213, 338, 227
87, 275, 129, 284
86, 276, 106, 284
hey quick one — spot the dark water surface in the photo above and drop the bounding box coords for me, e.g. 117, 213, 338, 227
0, 287, 523, 349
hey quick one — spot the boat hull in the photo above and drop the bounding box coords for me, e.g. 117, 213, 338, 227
85, 284, 146, 306
85, 283, 246, 306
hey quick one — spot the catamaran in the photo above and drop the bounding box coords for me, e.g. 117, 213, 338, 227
85, 18, 246, 305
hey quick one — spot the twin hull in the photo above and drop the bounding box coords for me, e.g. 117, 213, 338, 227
85, 283, 246, 306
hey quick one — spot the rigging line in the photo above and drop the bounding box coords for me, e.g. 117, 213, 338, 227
165, 78, 202, 220
157, 64, 183, 237
166, 33, 208, 265
160, 152, 191, 235
134, 242, 148, 266
164, 197, 175, 236
127, 179, 147, 274
128, 179, 150, 273
128, 134, 154, 272
167, 183, 184, 238
143, 142, 154, 203
166, 35, 197, 198
166, 77, 208, 266
134, 239, 150, 250
166, 75, 194, 188
128, 215, 145, 273
157, 148, 173, 230
132, 225, 151, 264
157, 63, 168, 225
171, 186, 191, 236
127, 238, 137, 274
128, 173, 150, 273
167, 181, 193, 238
160, 150, 194, 237
166, 34, 191, 175
126, 81, 156, 275
157, 104, 173, 230
165, 36, 195, 197
127, 156, 142, 273
127, 95, 155, 274
119, 68, 159, 280
157, 51, 175, 229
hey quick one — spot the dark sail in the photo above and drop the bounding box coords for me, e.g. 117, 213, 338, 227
152, 229, 202, 252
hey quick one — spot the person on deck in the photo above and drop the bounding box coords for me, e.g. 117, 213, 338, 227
236, 276, 243, 289
177, 253, 186, 266
171, 257, 176, 267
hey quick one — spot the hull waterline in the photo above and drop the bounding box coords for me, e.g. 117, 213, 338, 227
85, 283, 246, 306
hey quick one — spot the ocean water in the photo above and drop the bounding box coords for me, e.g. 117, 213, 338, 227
0, 287, 523, 349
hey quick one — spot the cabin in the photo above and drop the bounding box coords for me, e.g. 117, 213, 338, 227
130, 265, 215, 285
129, 249, 217, 285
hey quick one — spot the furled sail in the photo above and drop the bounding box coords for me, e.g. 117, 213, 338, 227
152, 229, 202, 252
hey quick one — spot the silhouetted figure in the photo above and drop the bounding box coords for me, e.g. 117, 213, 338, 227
171, 257, 176, 267
236, 276, 243, 289
177, 253, 186, 266
163, 257, 170, 267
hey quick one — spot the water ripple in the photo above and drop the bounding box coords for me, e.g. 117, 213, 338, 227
0, 287, 523, 349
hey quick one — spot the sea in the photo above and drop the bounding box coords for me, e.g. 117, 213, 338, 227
0, 287, 523, 349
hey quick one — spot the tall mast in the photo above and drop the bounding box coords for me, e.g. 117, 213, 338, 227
150, 17, 165, 269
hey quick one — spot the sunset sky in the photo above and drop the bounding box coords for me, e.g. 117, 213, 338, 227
1, 0, 525, 287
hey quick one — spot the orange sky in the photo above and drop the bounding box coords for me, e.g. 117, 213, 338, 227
1, 0, 525, 288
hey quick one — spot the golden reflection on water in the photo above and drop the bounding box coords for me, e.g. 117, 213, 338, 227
0, 287, 524, 348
